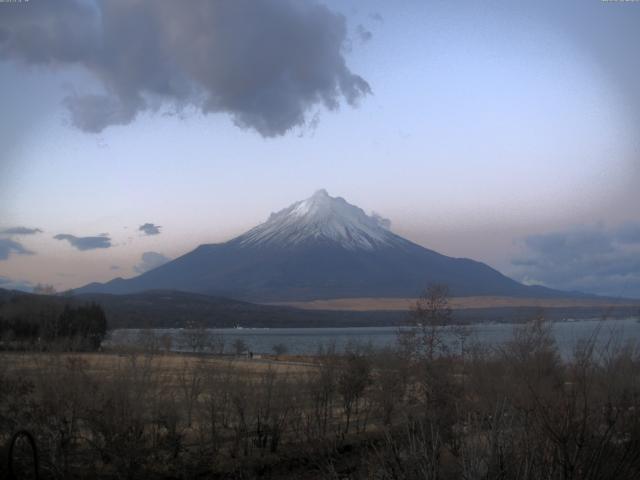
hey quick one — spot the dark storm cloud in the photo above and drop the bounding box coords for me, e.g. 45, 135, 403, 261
139, 223, 162, 236
0, 0, 370, 137
512, 224, 640, 298
0, 238, 34, 260
134, 251, 170, 274
0, 227, 43, 235
54, 233, 112, 251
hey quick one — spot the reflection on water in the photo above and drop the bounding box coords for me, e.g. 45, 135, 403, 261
106, 317, 640, 358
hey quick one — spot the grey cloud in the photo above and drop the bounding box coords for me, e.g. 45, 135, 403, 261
0, 276, 33, 292
511, 258, 538, 267
0, 0, 99, 64
371, 212, 391, 230
0, 238, 33, 260
134, 251, 170, 274
64, 94, 137, 133
616, 222, 640, 244
0, 227, 43, 235
356, 25, 373, 43
523, 227, 614, 263
139, 223, 162, 236
110, 265, 120, 271
0, 0, 371, 137
512, 224, 640, 298
54, 233, 112, 250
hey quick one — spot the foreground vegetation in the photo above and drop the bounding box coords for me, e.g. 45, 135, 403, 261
1, 287, 639, 478
2, 318, 640, 479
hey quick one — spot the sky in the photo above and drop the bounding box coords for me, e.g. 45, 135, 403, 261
1, 0, 639, 298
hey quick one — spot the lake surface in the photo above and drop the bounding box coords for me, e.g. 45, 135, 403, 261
106, 317, 640, 358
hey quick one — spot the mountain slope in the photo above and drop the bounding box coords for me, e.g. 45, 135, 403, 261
74, 190, 571, 301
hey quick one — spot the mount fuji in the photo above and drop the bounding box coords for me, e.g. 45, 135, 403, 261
74, 190, 565, 301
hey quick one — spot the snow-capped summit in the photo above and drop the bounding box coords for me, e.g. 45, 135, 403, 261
237, 189, 398, 250
75, 190, 567, 301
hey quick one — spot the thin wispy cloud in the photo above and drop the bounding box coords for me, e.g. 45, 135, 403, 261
371, 212, 391, 230
134, 251, 170, 274
54, 234, 112, 251
0, 0, 371, 137
139, 223, 162, 236
0, 227, 43, 235
0, 238, 34, 260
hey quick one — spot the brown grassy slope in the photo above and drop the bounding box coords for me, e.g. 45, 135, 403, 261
268, 296, 640, 311
0, 351, 314, 380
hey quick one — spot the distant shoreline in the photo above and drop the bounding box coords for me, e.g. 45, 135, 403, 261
267, 296, 640, 312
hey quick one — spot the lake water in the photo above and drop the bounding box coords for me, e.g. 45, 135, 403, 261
106, 317, 640, 358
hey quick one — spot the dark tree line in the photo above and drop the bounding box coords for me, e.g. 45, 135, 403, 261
0, 303, 107, 351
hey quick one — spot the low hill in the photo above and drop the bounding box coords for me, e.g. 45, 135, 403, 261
0, 288, 401, 329
1, 288, 637, 330
73, 290, 399, 328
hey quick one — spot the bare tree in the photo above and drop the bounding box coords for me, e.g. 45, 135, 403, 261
337, 352, 372, 434
400, 284, 452, 360
272, 343, 288, 358
181, 322, 210, 353
137, 328, 159, 354
452, 322, 472, 359
177, 359, 204, 427
160, 333, 173, 354
206, 331, 225, 354
33, 283, 57, 295
232, 338, 248, 356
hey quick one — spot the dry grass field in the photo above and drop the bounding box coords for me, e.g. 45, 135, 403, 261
3, 319, 640, 479
269, 295, 640, 311
0, 348, 384, 478
0, 350, 315, 380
